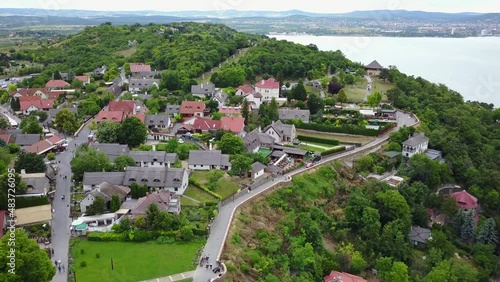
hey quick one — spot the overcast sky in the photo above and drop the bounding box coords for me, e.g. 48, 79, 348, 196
0, 0, 498, 13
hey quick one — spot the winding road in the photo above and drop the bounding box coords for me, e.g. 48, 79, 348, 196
192, 111, 418, 282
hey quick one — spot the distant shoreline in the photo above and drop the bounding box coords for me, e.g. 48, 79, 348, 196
267, 33, 500, 39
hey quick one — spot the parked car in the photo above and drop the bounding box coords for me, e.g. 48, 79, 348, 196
306, 163, 314, 168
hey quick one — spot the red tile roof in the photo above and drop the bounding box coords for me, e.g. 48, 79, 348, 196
75, 76, 90, 83
46, 135, 64, 145
9, 88, 49, 97
324, 271, 367, 282
256, 78, 279, 89
19, 96, 42, 102
236, 84, 254, 94
218, 105, 245, 115
0, 134, 12, 144
127, 114, 145, 123
24, 135, 63, 155
96, 110, 125, 123
48, 91, 67, 99
180, 101, 206, 115
193, 118, 221, 131
130, 63, 151, 73
45, 80, 70, 89
108, 101, 136, 114
452, 190, 478, 209
20, 99, 55, 111
220, 116, 245, 134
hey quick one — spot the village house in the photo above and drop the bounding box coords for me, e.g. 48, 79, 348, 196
9, 88, 49, 99
402, 133, 429, 158
20, 172, 50, 197
13, 205, 52, 228
165, 105, 181, 115
180, 100, 209, 119
128, 151, 178, 168
24, 135, 65, 155
122, 166, 189, 195
147, 132, 174, 142
365, 60, 384, 76
212, 90, 229, 106
409, 226, 432, 247
107, 100, 136, 115
235, 85, 263, 109
45, 79, 70, 90
188, 150, 231, 171
278, 108, 310, 123
129, 63, 151, 74
255, 78, 280, 102
192, 118, 221, 134
251, 162, 266, 179
90, 143, 130, 161
92, 65, 107, 77
131, 70, 162, 79
324, 270, 367, 282
14, 133, 41, 147
191, 83, 216, 98
243, 128, 275, 153
145, 114, 171, 130
128, 78, 160, 93
130, 190, 180, 217
82, 172, 126, 192
451, 190, 478, 215
79, 182, 131, 213
220, 116, 246, 137
218, 105, 247, 117
19, 96, 55, 115
264, 120, 297, 143
74, 76, 90, 85
96, 110, 125, 123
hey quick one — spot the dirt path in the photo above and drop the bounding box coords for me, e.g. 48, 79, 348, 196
197, 47, 249, 84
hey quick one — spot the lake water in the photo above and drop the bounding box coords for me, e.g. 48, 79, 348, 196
272, 35, 500, 107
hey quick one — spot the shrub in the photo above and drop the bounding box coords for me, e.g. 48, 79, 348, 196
87, 232, 123, 241
297, 135, 340, 146
189, 179, 222, 200
321, 146, 346, 156
80, 249, 84, 254
80, 261, 87, 267
95, 253, 100, 259
156, 236, 176, 244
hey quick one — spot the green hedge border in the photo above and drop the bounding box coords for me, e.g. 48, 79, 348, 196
297, 135, 340, 146
320, 146, 346, 156
189, 179, 222, 200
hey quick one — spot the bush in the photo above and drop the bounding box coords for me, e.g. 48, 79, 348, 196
87, 232, 123, 241
80, 261, 87, 267
321, 146, 346, 156
95, 253, 100, 259
297, 135, 340, 146
80, 249, 84, 254
46, 152, 56, 161
16, 196, 49, 208
156, 236, 176, 244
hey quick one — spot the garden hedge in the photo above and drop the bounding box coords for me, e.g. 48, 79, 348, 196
297, 135, 340, 146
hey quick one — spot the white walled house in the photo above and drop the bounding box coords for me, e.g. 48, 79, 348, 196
188, 150, 231, 171
255, 78, 280, 102
122, 167, 189, 196
251, 162, 266, 179
128, 151, 178, 168
79, 182, 130, 213
402, 133, 429, 158
82, 172, 126, 192
264, 120, 297, 143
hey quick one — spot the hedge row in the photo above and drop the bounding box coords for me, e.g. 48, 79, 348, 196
297, 135, 340, 146
321, 146, 347, 156
295, 123, 380, 136
189, 179, 222, 200
16, 196, 49, 208
87, 228, 208, 242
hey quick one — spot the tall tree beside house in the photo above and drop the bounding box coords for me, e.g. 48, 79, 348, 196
10, 97, 20, 111
229, 154, 253, 177
54, 109, 81, 135
218, 133, 245, 155
307, 92, 325, 116
337, 89, 348, 103
14, 151, 46, 173
110, 195, 121, 213
113, 155, 135, 171
0, 229, 56, 282
476, 218, 498, 247
268, 97, 279, 122
20, 115, 43, 134
53, 71, 62, 80
117, 117, 148, 148
291, 79, 307, 101
367, 91, 383, 108
70, 146, 112, 181
130, 183, 148, 199
96, 120, 120, 143
241, 99, 250, 125
87, 196, 106, 215
0, 117, 9, 129
460, 212, 476, 243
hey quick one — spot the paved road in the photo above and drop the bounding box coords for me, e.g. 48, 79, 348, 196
192, 111, 417, 282
0, 105, 21, 125
51, 125, 91, 282
364, 75, 373, 102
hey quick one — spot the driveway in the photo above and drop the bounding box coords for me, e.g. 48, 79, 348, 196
51, 125, 91, 282
363, 75, 373, 102
192, 111, 418, 282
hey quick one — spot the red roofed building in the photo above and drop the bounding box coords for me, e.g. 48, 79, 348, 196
19, 96, 42, 102
0, 134, 12, 144
96, 111, 125, 123
235, 84, 254, 96
48, 90, 67, 99
180, 101, 208, 118
130, 63, 151, 73
218, 105, 251, 116
9, 88, 49, 99
451, 190, 478, 214
221, 116, 245, 136
193, 118, 222, 133
20, 98, 55, 115
107, 101, 136, 115
45, 79, 70, 90
255, 78, 280, 102
324, 271, 367, 282
25, 134, 65, 155
127, 113, 145, 123
75, 76, 90, 85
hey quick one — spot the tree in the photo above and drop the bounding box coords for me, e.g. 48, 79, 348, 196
30, 111, 48, 122
46, 152, 55, 161
88, 119, 98, 131
307, 93, 324, 115
337, 89, 348, 103
0, 117, 9, 129
385, 262, 409, 282
206, 170, 224, 191
291, 80, 307, 101
110, 195, 120, 212
146, 203, 162, 230
343, 74, 355, 85
440, 196, 459, 221
78, 100, 101, 116
161, 70, 181, 90
427, 229, 455, 258
113, 155, 135, 171
230, 154, 253, 176
87, 196, 106, 215
0, 229, 56, 282
130, 183, 148, 199
355, 154, 374, 173
7, 83, 17, 93
104, 66, 119, 81
20, 116, 42, 134
218, 133, 245, 155
476, 218, 498, 247
164, 138, 179, 153
379, 219, 411, 262
0, 172, 27, 209
10, 97, 20, 111
179, 225, 195, 241
328, 82, 342, 94
54, 109, 80, 135
242, 99, 250, 125
460, 212, 476, 242
375, 190, 412, 227
14, 151, 46, 173
175, 143, 199, 160
320, 76, 329, 89
96, 120, 120, 143
70, 146, 112, 181
117, 117, 148, 147
70, 78, 83, 89
367, 91, 382, 108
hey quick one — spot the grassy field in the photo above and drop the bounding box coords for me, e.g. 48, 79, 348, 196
296, 144, 325, 152
190, 171, 241, 199
115, 46, 137, 58
71, 239, 203, 282
180, 196, 201, 207
372, 78, 393, 100
197, 47, 249, 84
184, 186, 218, 204
297, 129, 375, 145
344, 79, 368, 100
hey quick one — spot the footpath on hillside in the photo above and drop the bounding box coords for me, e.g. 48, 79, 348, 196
197, 48, 249, 84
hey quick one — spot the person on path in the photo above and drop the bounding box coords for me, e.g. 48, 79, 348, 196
58, 266, 61, 273
210, 264, 212, 269
62, 264, 65, 272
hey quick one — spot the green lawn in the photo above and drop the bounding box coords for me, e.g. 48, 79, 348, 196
184, 186, 218, 204
71, 239, 203, 282
181, 196, 201, 207
297, 144, 325, 153
372, 78, 394, 93
190, 171, 240, 199
344, 79, 368, 101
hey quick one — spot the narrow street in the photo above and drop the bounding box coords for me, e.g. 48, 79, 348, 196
364, 75, 373, 102
51, 125, 91, 282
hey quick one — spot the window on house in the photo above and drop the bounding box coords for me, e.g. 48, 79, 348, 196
175, 187, 178, 192
128, 178, 136, 182
153, 179, 160, 182
141, 178, 148, 182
